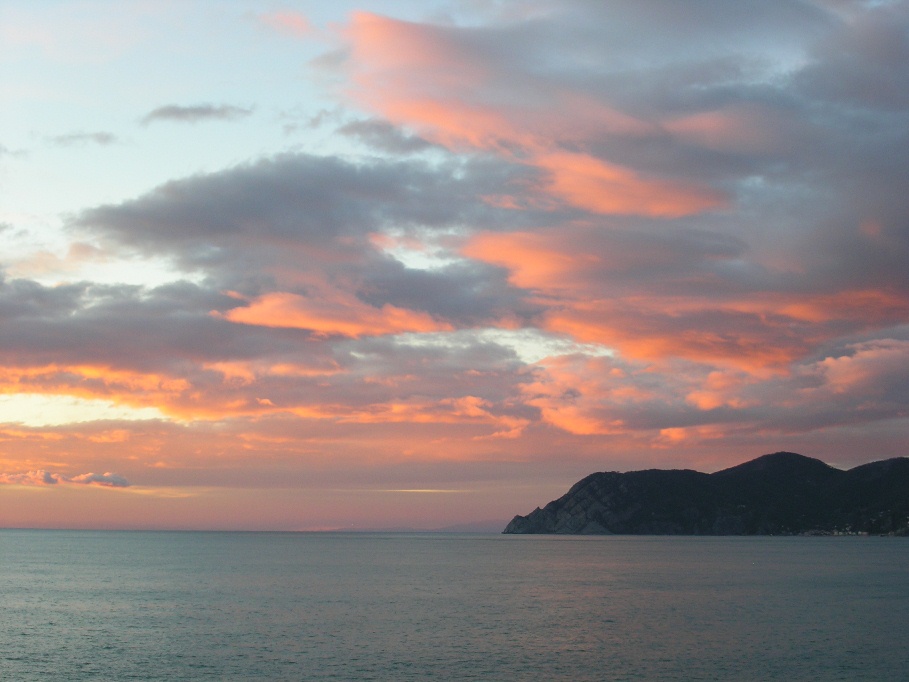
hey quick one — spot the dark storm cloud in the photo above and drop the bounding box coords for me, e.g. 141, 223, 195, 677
140, 104, 253, 125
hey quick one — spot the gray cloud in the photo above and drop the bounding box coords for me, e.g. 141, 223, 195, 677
77, 153, 524, 247
798, 1, 909, 110
73, 152, 541, 321
339, 119, 435, 154
359, 259, 542, 324
0, 272, 536, 422
0, 276, 306, 370
141, 103, 253, 125
342, 0, 909, 332
69, 471, 131, 487
49, 131, 118, 147
0, 470, 130, 487
0, 143, 26, 158
8, 0, 907, 476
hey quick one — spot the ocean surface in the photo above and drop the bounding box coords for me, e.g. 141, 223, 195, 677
1, 531, 907, 681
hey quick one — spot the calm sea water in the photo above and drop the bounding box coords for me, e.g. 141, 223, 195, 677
1, 531, 907, 681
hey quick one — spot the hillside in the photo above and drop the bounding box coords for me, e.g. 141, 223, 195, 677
503, 452, 909, 535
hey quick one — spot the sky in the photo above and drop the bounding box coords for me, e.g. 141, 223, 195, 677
1, 0, 908, 530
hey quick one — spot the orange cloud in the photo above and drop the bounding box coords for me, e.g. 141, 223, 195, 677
728, 289, 909, 326
0, 365, 193, 418
463, 230, 584, 290
519, 355, 660, 436
331, 395, 529, 438
0, 363, 259, 423
467, 236, 809, 369
543, 303, 808, 371
685, 370, 754, 411
0, 428, 65, 442
87, 429, 131, 443
654, 425, 728, 448
577, 288, 909, 371
344, 12, 490, 100
811, 339, 909, 395
535, 151, 724, 218
340, 12, 725, 217
204, 360, 342, 385
0, 364, 189, 397
465, 227, 909, 371
219, 291, 451, 338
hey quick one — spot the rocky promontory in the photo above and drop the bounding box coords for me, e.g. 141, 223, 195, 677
503, 452, 909, 535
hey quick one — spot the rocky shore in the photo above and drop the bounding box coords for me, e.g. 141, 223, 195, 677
504, 452, 909, 535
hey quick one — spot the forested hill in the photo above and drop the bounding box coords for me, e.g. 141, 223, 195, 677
503, 452, 909, 535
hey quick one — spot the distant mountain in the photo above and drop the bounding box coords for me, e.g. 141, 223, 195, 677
503, 452, 909, 535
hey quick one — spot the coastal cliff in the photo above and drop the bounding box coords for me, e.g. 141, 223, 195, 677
503, 452, 909, 535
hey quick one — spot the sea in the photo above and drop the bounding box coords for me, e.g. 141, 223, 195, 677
1, 531, 907, 681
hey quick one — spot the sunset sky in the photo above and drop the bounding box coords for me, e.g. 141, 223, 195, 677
2, 0, 908, 530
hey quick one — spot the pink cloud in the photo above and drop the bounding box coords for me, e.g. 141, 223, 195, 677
534, 151, 724, 218
808, 339, 909, 397
218, 290, 452, 338
464, 225, 909, 371
338, 12, 726, 217
520, 354, 659, 436
259, 11, 314, 38
664, 103, 808, 155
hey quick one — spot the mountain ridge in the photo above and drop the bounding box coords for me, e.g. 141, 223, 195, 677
503, 452, 909, 536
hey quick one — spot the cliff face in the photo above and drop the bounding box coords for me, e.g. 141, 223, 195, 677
503, 452, 909, 535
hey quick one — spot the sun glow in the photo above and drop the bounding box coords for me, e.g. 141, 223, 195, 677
0, 393, 166, 427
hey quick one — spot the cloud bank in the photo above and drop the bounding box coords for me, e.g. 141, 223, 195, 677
2, 0, 908, 527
